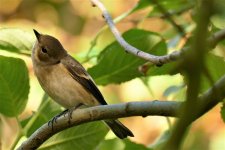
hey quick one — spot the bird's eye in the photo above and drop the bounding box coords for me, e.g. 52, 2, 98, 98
41, 47, 47, 53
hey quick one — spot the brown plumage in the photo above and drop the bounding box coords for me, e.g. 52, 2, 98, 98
32, 29, 134, 139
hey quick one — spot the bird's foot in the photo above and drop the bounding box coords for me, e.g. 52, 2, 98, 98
67, 103, 84, 124
48, 103, 85, 130
48, 109, 69, 131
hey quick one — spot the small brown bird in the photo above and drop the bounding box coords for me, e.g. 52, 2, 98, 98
31, 29, 134, 139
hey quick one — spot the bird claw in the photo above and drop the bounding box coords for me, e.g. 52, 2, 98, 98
48, 104, 84, 130
48, 109, 69, 131
67, 103, 84, 124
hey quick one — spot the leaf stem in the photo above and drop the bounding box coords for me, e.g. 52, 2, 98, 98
23, 93, 49, 135
10, 93, 49, 150
10, 117, 23, 150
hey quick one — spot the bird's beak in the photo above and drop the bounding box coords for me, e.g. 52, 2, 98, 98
33, 29, 41, 41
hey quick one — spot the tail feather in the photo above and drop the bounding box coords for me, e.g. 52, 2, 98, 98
104, 120, 134, 139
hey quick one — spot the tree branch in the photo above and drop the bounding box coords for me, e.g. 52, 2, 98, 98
17, 101, 179, 150
18, 74, 225, 150
90, 0, 225, 66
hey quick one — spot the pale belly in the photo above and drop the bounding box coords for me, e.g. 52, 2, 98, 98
34, 63, 99, 108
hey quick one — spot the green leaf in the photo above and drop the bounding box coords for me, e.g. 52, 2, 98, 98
97, 138, 124, 150
211, 14, 225, 29
148, 0, 194, 17
124, 139, 151, 150
98, 138, 151, 150
146, 61, 178, 76
131, 0, 152, 13
0, 28, 34, 55
148, 53, 225, 94
39, 122, 108, 150
200, 54, 225, 93
21, 96, 62, 137
211, 0, 225, 29
88, 29, 167, 85
0, 56, 29, 116
220, 102, 225, 123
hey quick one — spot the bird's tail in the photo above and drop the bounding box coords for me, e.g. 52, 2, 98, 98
104, 120, 134, 139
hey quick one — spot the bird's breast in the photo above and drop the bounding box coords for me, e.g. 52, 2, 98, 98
33, 63, 97, 108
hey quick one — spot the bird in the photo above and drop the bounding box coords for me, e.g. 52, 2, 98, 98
31, 29, 134, 139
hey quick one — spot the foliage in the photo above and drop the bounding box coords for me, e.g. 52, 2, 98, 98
39, 122, 108, 150
88, 29, 167, 85
0, 0, 225, 149
221, 102, 225, 123
98, 138, 152, 150
0, 28, 34, 55
0, 56, 29, 116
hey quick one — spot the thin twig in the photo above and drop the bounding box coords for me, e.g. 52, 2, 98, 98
151, 0, 186, 37
85, 2, 138, 61
90, 0, 225, 66
160, 4, 193, 19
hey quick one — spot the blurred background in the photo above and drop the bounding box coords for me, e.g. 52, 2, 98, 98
0, 0, 225, 149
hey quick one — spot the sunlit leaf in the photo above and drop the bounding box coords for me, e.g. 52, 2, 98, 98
97, 138, 124, 150
124, 139, 151, 150
0, 56, 29, 116
21, 96, 62, 137
200, 54, 225, 93
98, 138, 151, 150
39, 122, 108, 150
211, 15, 225, 29
0, 28, 34, 55
131, 0, 152, 13
88, 29, 167, 85
148, 0, 194, 18
212, 0, 225, 29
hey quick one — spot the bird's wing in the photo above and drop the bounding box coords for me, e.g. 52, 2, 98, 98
61, 55, 107, 105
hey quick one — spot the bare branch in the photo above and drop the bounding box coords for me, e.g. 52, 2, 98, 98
89, 0, 225, 66
17, 101, 179, 150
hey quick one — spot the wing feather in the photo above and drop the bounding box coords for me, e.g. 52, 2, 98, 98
61, 55, 107, 105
